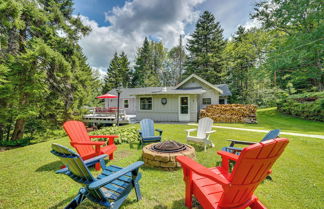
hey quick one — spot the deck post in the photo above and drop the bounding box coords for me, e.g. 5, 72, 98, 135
116, 88, 122, 126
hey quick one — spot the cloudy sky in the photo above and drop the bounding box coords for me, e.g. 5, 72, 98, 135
73, 0, 259, 74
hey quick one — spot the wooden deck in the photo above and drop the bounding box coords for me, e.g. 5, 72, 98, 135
83, 107, 134, 124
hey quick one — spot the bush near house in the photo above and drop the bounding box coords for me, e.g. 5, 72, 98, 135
277, 92, 324, 121
91, 125, 139, 144
200, 104, 257, 123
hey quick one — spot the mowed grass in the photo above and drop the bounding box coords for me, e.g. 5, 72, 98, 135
1, 121, 324, 209
213, 107, 324, 135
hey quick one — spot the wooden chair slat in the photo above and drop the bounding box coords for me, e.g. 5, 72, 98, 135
51, 143, 143, 208
176, 138, 289, 209
63, 120, 117, 170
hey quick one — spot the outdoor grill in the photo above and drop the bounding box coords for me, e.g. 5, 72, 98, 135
150, 140, 187, 153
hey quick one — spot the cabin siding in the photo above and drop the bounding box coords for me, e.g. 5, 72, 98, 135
180, 78, 220, 109
136, 94, 197, 122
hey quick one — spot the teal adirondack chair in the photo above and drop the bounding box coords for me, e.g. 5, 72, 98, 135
51, 143, 144, 209
139, 119, 162, 145
222, 129, 281, 154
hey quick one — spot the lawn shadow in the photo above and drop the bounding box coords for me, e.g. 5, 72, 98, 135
35, 160, 63, 172
48, 196, 74, 209
152, 198, 202, 209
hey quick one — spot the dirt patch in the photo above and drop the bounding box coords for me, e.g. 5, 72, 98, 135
115, 150, 133, 159
0, 146, 17, 152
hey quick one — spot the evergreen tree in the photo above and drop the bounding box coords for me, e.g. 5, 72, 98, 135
0, 0, 99, 140
132, 37, 171, 87
103, 53, 121, 93
185, 11, 226, 84
119, 51, 131, 88
102, 51, 131, 93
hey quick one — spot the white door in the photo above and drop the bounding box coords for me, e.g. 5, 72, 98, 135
179, 96, 190, 121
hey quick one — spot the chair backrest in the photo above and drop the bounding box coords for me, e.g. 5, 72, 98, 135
261, 129, 280, 142
63, 120, 94, 156
140, 119, 155, 137
51, 143, 105, 201
197, 117, 213, 138
219, 138, 289, 208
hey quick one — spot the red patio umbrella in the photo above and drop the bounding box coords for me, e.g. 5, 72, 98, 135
96, 93, 117, 99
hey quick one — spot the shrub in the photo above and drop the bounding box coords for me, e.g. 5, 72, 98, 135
91, 125, 139, 144
0, 137, 32, 147
277, 92, 324, 121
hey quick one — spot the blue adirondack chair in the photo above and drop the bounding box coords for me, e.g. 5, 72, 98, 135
139, 119, 162, 145
222, 129, 280, 154
51, 143, 144, 209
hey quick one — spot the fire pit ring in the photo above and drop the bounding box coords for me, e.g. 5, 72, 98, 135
142, 140, 196, 170
150, 140, 187, 153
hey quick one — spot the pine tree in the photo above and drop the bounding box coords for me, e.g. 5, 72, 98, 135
119, 51, 131, 88
132, 37, 151, 87
185, 11, 226, 84
103, 53, 122, 93
0, 0, 99, 140
131, 37, 163, 87
102, 51, 131, 93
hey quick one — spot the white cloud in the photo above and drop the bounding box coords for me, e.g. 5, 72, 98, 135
242, 18, 262, 30
78, 0, 205, 71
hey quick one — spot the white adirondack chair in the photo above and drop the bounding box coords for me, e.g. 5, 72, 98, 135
186, 117, 215, 151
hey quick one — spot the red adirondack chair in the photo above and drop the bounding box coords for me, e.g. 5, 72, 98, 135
177, 138, 289, 209
63, 120, 118, 170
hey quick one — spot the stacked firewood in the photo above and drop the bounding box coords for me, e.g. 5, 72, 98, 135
200, 104, 257, 123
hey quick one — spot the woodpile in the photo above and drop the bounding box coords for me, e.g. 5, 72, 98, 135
200, 104, 257, 124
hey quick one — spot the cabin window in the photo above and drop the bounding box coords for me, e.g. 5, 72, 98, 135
140, 97, 152, 110
219, 99, 225, 104
202, 98, 211, 105
124, 99, 129, 108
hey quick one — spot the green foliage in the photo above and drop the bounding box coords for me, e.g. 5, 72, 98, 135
224, 27, 277, 106
102, 52, 131, 93
252, 0, 324, 92
0, 136, 31, 146
277, 92, 324, 121
0, 0, 100, 141
185, 11, 226, 84
132, 37, 167, 87
91, 125, 139, 144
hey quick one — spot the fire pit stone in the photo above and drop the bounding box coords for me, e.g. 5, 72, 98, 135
142, 140, 196, 170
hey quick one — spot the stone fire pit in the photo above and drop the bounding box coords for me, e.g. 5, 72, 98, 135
142, 140, 196, 170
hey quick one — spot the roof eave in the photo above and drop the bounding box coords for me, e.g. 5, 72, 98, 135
175, 74, 223, 94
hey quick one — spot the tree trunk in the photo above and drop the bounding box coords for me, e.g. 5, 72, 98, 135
11, 118, 26, 140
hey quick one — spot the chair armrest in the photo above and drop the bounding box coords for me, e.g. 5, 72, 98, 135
217, 151, 239, 161
155, 129, 163, 136
89, 135, 119, 139
89, 161, 144, 189
224, 147, 243, 153
70, 141, 106, 146
226, 139, 256, 146
186, 129, 197, 133
176, 156, 230, 185
83, 154, 108, 167
90, 135, 118, 145
205, 130, 216, 134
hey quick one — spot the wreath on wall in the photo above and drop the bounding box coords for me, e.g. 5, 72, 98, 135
161, 98, 167, 105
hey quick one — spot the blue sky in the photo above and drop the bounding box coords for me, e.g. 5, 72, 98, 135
73, 0, 259, 73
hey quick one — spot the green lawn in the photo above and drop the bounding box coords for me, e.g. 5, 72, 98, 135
213, 107, 324, 135
1, 112, 324, 209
